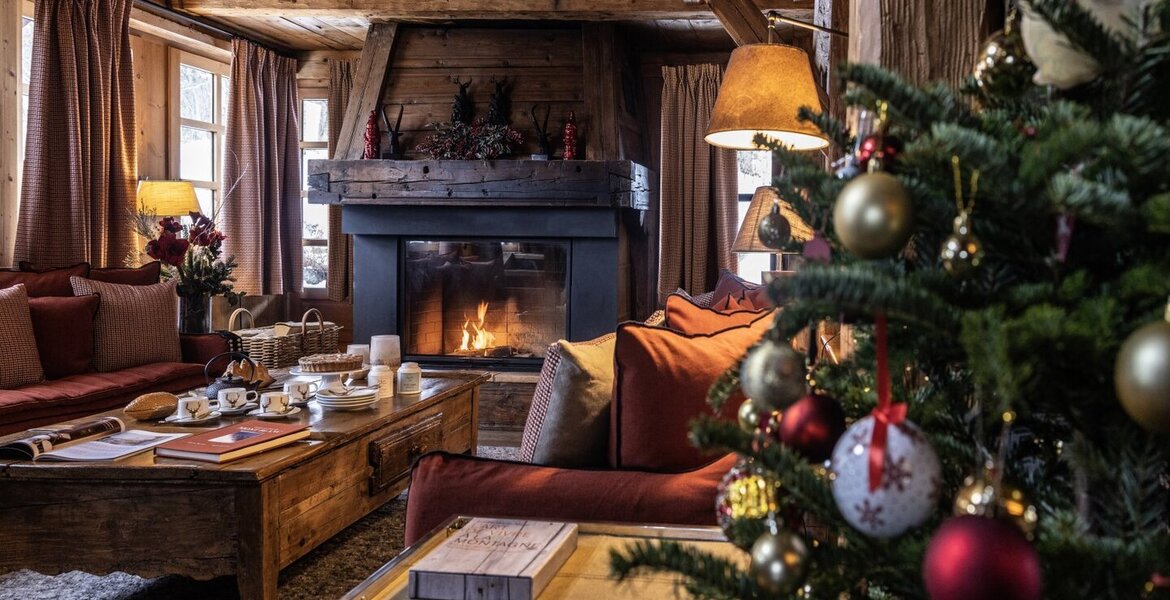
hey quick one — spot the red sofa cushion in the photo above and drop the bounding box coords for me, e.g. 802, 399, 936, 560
0, 264, 89, 297
712, 270, 771, 309
405, 451, 737, 545
664, 293, 772, 334
0, 362, 206, 435
610, 315, 770, 471
28, 295, 100, 379
90, 262, 163, 286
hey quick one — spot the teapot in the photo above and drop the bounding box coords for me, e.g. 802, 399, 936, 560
204, 352, 260, 399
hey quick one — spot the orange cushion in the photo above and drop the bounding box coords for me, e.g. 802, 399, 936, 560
28, 295, 100, 379
610, 314, 771, 471
664, 293, 773, 335
0, 362, 206, 435
0, 264, 89, 297
90, 262, 162, 286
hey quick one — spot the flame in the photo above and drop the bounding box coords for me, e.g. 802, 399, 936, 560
459, 301, 495, 352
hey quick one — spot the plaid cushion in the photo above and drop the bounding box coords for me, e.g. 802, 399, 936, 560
70, 278, 182, 372
0, 285, 46, 389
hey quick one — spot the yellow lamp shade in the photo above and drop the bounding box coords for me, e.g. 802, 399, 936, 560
705, 44, 829, 151
733, 186, 815, 253
137, 180, 201, 216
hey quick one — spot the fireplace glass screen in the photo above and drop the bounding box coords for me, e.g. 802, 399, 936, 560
402, 240, 568, 360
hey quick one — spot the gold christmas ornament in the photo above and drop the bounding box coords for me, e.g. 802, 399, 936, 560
953, 476, 1038, 539
833, 171, 913, 259
738, 399, 761, 434
750, 524, 809, 595
1115, 305, 1170, 433
741, 339, 806, 412
940, 158, 984, 277
716, 462, 783, 547
972, 10, 1036, 98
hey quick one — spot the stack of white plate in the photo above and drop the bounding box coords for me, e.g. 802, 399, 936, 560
315, 387, 380, 411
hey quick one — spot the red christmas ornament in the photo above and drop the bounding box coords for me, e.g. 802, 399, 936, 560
562, 111, 579, 160
923, 516, 1042, 600
773, 393, 846, 463
362, 110, 381, 159
857, 134, 903, 168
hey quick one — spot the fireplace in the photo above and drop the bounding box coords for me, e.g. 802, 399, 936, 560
308, 159, 655, 371
403, 240, 568, 367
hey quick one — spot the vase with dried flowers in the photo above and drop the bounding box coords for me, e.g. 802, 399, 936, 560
139, 212, 244, 334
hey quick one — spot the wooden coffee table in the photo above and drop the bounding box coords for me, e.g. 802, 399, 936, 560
0, 371, 487, 600
342, 518, 743, 600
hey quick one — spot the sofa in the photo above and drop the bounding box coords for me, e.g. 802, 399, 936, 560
405, 272, 773, 543
0, 262, 232, 435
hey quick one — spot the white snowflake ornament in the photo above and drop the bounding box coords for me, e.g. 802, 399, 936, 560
1020, 0, 1146, 89
830, 415, 942, 539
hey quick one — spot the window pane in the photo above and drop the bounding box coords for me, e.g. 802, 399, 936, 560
303, 198, 328, 240
221, 75, 230, 124
737, 150, 772, 193
302, 100, 328, 142
303, 246, 328, 289
21, 19, 33, 87
180, 126, 215, 181
180, 64, 215, 122
302, 147, 328, 189
194, 188, 214, 217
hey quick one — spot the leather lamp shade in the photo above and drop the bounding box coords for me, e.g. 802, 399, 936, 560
705, 44, 829, 151
137, 180, 201, 216
733, 186, 815, 253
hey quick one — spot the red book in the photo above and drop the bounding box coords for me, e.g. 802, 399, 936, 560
155, 420, 310, 463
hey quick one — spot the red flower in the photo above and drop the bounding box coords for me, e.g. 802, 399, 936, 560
146, 230, 190, 267
159, 216, 182, 233
187, 212, 226, 247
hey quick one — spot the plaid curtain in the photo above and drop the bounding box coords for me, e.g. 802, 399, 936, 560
326, 58, 355, 302
657, 64, 739, 304
221, 39, 301, 295
15, 0, 137, 267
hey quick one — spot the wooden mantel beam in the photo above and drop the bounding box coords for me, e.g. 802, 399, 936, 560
708, 0, 769, 46
172, 0, 813, 20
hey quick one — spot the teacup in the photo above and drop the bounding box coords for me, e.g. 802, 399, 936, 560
177, 395, 213, 420
215, 387, 258, 410
283, 380, 320, 401
259, 391, 291, 415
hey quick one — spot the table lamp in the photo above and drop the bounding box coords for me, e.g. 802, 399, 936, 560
137, 180, 201, 217
733, 186, 814, 272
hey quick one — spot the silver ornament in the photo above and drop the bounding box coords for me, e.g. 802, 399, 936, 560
833, 171, 913, 259
741, 339, 806, 412
737, 399, 761, 433
757, 205, 792, 250
750, 526, 809, 595
940, 212, 984, 277
1115, 316, 1170, 433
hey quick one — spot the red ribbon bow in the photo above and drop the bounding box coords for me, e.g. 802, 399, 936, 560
869, 313, 907, 492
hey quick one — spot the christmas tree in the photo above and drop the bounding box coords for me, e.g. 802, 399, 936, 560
610, 2, 1170, 599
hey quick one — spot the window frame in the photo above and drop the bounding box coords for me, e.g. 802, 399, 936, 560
298, 87, 329, 298
168, 48, 229, 218
18, 5, 34, 172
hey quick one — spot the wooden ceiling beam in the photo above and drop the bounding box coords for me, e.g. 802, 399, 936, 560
172, 0, 813, 20
707, 0, 769, 45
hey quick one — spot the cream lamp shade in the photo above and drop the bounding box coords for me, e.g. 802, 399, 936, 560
733, 186, 815, 253
706, 44, 830, 151
137, 180, 201, 216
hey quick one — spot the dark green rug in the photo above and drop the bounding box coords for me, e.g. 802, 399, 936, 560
0, 446, 516, 600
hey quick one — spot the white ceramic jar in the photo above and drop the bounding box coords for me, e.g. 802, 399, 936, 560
367, 365, 394, 399
397, 362, 422, 395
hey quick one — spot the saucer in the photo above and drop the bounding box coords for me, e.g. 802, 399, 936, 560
163, 411, 222, 425
246, 406, 302, 420
217, 402, 258, 416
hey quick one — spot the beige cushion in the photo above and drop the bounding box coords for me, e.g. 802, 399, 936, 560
0, 285, 45, 389
70, 278, 181, 372
530, 335, 616, 467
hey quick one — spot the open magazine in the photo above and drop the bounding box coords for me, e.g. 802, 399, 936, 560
0, 417, 187, 461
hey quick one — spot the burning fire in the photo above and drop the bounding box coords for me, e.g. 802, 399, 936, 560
460, 301, 496, 352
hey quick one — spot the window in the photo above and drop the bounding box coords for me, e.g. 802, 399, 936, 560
171, 50, 229, 217
299, 92, 329, 293
19, 16, 33, 166
736, 151, 773, 283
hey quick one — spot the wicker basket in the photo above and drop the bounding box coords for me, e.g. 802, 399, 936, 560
227, 308, 342, 368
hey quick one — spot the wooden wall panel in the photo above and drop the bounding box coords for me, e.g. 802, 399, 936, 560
130, 35, 170, 181
381, 27, 586, 158
849, 0, 993, 87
